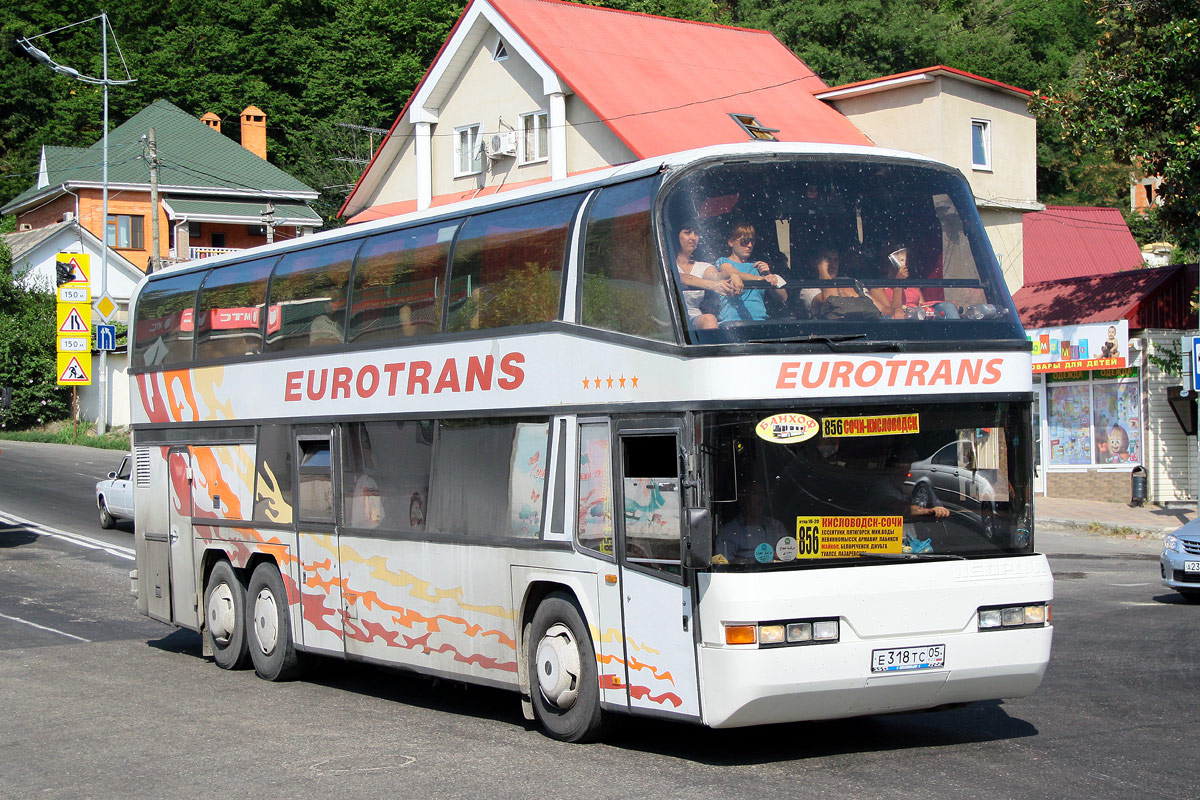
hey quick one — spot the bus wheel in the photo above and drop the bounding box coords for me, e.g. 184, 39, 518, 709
528, 592, 605, 742
247, 562, 303, 681
204, 561, 249, 669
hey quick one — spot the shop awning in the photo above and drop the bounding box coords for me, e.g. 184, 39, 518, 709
162, 198, 322, 227
1014, 265, 1196, 329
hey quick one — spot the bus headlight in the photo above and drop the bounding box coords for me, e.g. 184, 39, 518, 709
978, 603, 1048, 630
723, 618, 840, 647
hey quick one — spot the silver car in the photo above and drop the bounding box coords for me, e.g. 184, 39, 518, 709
1160, 520, 1200, 602
905, 440, 999, 539
95, 455, 134, 529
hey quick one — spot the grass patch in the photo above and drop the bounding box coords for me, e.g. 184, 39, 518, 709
0, 420, 130, 450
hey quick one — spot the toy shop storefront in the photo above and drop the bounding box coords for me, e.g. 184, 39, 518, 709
1019, 264, 1199, 505
1029, 319, 1144, 500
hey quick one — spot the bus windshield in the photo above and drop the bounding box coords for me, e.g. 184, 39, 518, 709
661, 156, 1023, 344
706, 401, 1033, 568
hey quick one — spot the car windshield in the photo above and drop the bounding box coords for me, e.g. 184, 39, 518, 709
660, 156, 1022, 344
704, 401, 1033, 569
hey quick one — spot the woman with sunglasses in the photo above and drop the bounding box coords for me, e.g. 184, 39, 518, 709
675, 221, 740, 330
715, 223, 787, 324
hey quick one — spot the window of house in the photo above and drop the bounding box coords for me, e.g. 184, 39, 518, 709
520, 111, 549, 164
211, 232, 227, 249
971, 119, 992, 171
493, 39, 509, 61
107, 214, 144, 249
729, 113, 778, 142
455, 124, 483, 176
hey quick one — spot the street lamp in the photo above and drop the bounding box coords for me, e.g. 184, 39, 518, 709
17, 14, 135, 436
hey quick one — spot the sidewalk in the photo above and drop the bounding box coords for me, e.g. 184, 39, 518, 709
1034, 495, 1195, 558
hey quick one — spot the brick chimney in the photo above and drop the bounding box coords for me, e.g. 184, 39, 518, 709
200, 112, 221, 133
240, 106, 267, 160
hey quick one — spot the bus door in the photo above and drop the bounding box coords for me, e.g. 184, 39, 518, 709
166, 447, 198, 627
615, 424, 701, 720
294, 428, 344, 655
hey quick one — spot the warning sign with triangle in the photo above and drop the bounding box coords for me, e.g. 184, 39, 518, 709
56, 253, 90, 286
57, 352, 92, 385
57, 302, 92, 334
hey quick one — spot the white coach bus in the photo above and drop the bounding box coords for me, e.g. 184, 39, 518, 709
128, 142, 1052, 741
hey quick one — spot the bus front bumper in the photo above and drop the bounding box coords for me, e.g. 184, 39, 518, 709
697, 625, 1052, 728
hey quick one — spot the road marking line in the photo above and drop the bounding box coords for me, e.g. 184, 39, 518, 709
1111, 582, 1151, 587
0, 510, 134, 561
0, 611, 92, 643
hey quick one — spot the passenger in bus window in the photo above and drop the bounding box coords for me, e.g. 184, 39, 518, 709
715, 223, 787, 324
870, 246, 925, 319
675, 220, 739, 330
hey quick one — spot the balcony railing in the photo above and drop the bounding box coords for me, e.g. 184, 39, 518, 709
189, 246, 242, 259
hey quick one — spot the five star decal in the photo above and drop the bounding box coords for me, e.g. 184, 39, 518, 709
580, 374, 639, 389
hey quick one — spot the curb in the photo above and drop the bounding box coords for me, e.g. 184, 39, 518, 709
1036, 515, 1173, 541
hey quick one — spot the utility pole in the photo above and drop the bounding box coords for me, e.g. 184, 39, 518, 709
261, 201, 275, 245
148, 126, 160, 273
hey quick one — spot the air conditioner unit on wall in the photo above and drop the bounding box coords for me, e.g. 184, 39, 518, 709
485, 131, 517, 159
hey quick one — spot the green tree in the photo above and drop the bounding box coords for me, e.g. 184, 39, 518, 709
1032, 0, 1200, 255
0, 241, 71, 430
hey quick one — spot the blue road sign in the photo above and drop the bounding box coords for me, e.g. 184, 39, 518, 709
96, 324, 116, 352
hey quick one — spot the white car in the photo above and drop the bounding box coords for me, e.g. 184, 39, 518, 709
96, 455, 134, 529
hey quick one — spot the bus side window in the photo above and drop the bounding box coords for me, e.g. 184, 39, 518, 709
581, 176, 673, 343
132, 270, 206, 367
340, 420, 432, 532
621, 434, 681, 568
426, 418, 551, 538
195, 256, 277, 360
297, 437, 334, 524
348, 221, 458, 343
446, 196, 579, 332
254, 424, 293, 524
576, 422, 614, 557
265, 239, 360, 352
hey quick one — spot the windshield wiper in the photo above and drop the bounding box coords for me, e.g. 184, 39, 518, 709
851, 551, 967, 562
746, 333, 868, 345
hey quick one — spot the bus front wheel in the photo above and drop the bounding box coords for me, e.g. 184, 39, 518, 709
246, 562, 303, 681
204, 560, 249, 670
528, 592, 606, 742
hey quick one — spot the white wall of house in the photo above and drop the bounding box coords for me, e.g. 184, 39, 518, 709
826, 74, 1038, 291
565, 94, 636, 172
76, 352, 131, 430
1145, 331, 1197, 503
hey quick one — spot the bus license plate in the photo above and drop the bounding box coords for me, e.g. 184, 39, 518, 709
871, 644, 945, 673
1185, 562, 1200, 573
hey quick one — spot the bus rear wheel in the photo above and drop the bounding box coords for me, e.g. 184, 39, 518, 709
204, 561, 249, 670
528, 592, 606, 742
247, 562, 303, 681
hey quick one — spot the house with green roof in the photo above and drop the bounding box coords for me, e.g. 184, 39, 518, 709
2, 99, 320, 275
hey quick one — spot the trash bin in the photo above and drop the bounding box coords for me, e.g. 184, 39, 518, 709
1130, 465, 1148, 507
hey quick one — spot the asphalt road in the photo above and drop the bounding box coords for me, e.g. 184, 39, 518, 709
1, 440, 1197, 799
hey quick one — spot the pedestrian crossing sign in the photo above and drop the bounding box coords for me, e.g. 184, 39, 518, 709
57, 352, 92, 385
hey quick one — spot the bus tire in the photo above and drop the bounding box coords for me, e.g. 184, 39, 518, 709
246, 562, 303, 681
204, 560, 249, 670
528, 592, 606, 742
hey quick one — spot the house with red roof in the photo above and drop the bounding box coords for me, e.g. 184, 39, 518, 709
816, 66, 1041, 294
339, 0, 870, 223
1020, 205, 1146, 284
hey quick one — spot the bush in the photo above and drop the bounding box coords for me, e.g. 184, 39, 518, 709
0, 241, 72, 430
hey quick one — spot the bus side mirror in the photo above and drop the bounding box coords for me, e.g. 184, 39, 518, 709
683, 507, 713, 569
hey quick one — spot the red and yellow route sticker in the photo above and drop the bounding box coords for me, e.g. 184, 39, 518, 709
793, 516, 903, 559
821, 413, 920, 438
